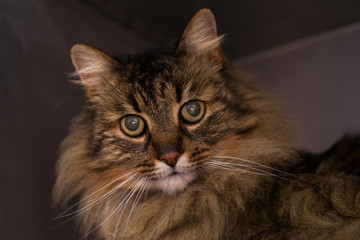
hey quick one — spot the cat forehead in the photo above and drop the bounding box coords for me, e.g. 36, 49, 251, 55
95, 53, 225, 121
118, 54, 223, 102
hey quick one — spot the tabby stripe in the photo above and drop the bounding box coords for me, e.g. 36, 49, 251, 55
129, 94, 141, 112
89, 160, 124, 171
136, 163, 153, 168
190, 154, 209, 163
175, 83, 182, 102
138, 90, 148, 106
235, 125, 257, 136
139, 169, 153, 173
191, 148, 210, 157
160, 82, 166, 99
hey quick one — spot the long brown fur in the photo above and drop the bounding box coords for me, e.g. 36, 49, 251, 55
53, 9, 360, 239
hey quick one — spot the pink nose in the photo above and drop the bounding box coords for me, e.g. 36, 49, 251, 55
160, 151, 180, 167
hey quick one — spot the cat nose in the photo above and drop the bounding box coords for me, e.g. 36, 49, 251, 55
159, 151, 181, 167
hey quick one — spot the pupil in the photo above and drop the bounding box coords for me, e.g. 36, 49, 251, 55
125, 117, 139, 131
186, 102, 200, 117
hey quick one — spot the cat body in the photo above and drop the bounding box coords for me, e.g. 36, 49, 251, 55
53, 9, 360, 239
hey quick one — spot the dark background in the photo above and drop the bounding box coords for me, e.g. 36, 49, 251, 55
1, 0, 360, 239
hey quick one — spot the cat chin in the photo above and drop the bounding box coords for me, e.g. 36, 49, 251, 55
151, 172, 196, 195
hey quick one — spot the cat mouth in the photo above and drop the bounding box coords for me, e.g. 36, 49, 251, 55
168, 170, 180, 177
161, 170, 184, 181
152, 170, 196, 195
164, 169, 191, 179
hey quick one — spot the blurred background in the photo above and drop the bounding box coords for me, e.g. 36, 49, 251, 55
1, 0, 360, 239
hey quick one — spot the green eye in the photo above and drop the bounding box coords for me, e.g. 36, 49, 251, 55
181, 100, 206, 123
119, 115, 145, 137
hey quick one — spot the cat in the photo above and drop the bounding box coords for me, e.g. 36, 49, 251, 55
53, 8, 360, 239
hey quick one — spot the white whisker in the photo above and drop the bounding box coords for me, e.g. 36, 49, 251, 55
122, 179, 148, 231
206, 162, 275, 176
115, 179, 149, 239
56, 172, 139, 220
115, 178, 146, 228
54, 171, 136, 220
209, 160, 276, 175
213, 155, 314, 184
80, 178, 144, 239
206, 161, 292, 182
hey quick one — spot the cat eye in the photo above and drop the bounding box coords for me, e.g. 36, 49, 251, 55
180, 100, 206, 123
119, 115, 145, 137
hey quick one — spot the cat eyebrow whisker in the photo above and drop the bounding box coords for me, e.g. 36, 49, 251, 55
53, 171, 137, 221
81, 178, 145, 239
213, 156, 315, 185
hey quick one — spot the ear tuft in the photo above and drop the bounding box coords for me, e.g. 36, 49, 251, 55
178, 9, 223, 59
71, 44, 117, 96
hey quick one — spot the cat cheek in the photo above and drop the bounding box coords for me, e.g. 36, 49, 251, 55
175, 153, 192, 171
153, 160, 173, 177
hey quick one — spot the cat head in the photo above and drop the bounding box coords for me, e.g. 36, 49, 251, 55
54, 8, 293, 210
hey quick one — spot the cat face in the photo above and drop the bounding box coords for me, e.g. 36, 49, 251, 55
81, 52, 251, 195
58, 8, 260, 196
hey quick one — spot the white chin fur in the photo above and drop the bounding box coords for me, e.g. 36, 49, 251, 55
152, 172, 196, 195
151, 154, 196, 195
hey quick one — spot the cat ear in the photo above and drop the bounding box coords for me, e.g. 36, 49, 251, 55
71, 44, 118, 96
178, 9, 223, 61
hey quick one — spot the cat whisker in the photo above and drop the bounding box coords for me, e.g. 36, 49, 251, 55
209, 160, 276, 175
54, 172, 139, 221
213, 155, 315, 185
205, 162, 276, 176
53, 171, 137, 220
115, 178, 147, 227
206, 161, 292, 181
116, 179, 149, 239
80, 178, 145, 239
124, 179, 149, 226
51, 173, 140, 229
